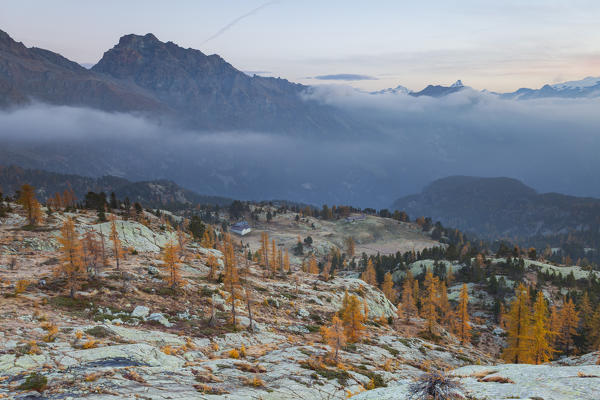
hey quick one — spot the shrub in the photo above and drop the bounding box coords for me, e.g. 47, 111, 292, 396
15, 279, 29, 295
18, 373, 47, 392
228, 349, 240, 359
250, 375, 265, 387
82, 337, 99, 349
408, 370, 464, 400
85, 326, 113, 339
161, 345, 178, 355
41, 322, 59, 342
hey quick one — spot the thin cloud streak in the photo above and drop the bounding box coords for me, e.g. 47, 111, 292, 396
201, 1, 280, 45
313, 74, 378, 81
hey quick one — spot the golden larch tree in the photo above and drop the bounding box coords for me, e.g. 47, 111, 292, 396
308, 255, 319, 274
502, 283, 533, 364
421, 270, 439, 334
321, 260, 332, 280
457, 283, 471, 344
283, 249, 290, 273
201, 229, 214, 249
18, 184, 43, 226
361, 259, 377, 286
223, 235, 241, 329
549, 304, 562, 349
207, 253, 219, 281
400, 278, 417, 323
260, 232, 269, 270
341, 294, 366, 343
412, 280, 420, 310
558, 298, 580, 356
438, 281, 453, 328
322, 315, 346, 360
531, 291, 555, 364
161, 240, 182, 289
56, 217, 86, 297
109, 215, 124, 270
270, 239, 278, 274
381, 272, 396, 303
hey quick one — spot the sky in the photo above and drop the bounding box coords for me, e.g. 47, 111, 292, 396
1, 0, 599, 92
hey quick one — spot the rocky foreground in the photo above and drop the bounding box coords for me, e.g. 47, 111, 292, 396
1, 206, 599, 399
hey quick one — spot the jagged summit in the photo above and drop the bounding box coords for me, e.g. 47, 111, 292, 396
451, 79, 464, 87
0, 28, 357, 134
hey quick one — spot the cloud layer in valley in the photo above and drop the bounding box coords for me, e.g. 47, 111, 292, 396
313, 74, 378, 81
1, 90, 600, 208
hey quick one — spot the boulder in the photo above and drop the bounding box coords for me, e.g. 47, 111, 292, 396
147, 313, 172, 327
131, 306, 150, 318
65, 343, 184, 370
297, 308, 310, 318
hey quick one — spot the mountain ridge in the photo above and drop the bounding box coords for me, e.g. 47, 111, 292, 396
0, 29, 360, 135
0, 165, 232, 208
391, 175, 600, 240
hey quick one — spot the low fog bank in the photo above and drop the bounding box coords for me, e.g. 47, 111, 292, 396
1, 92, 600, 208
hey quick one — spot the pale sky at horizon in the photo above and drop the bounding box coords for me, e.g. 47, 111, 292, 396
2, 0, 599, 92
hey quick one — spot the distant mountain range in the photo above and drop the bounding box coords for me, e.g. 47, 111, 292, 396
0, 165, 232, 208
0, 29, 358, 134
391, 176, 600, 240
372, 77, 600, 99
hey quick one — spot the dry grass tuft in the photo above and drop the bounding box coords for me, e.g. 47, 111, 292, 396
478, 375, 515, 384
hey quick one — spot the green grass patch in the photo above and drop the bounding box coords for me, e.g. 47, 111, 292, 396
380, 344, 399, 357
49, 295, 88, 310
18, 373, 47, 392
85, 326, 114, 338
301, 361, 350, 386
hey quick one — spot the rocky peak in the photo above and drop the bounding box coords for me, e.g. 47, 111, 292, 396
0, 29, 28, 55
117, 32, 161, 47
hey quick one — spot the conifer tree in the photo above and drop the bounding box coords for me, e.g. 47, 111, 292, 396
446, 265, 454, 287
176, 226, 188, 261
18, 184, 42, 226
308, 255, 319, 274
270, 239, 278, 274
321, 260, 332, 280
109, 215, 124, 270
457, 283, 471, 344
345, 237, 355, 257
278, 248, 283, 272
201, 230, 214, 248
549, 304, 562, 350
579, 292, 594, 351
340, 290, 350, 316
207, 253, 219, 281
412, 280, 420, 310
283, 249, 290, 273
82, 230, 102, 276
502, 283, 533, 364
438, 281, 452, 328
161, 240, 181, 289
323, 315, 346, 360
361, 259, 377, 286
381, 272, 396, 303
531, 291, 555, 364
400, 278, 417, 323
558, 298, 579, 356
421, 270, 439, 334
223, 235, 241, 329
260, 232, 269, 270
57, 217, 86, 298
589, 307, 600, 350
342, 294, 366, 342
